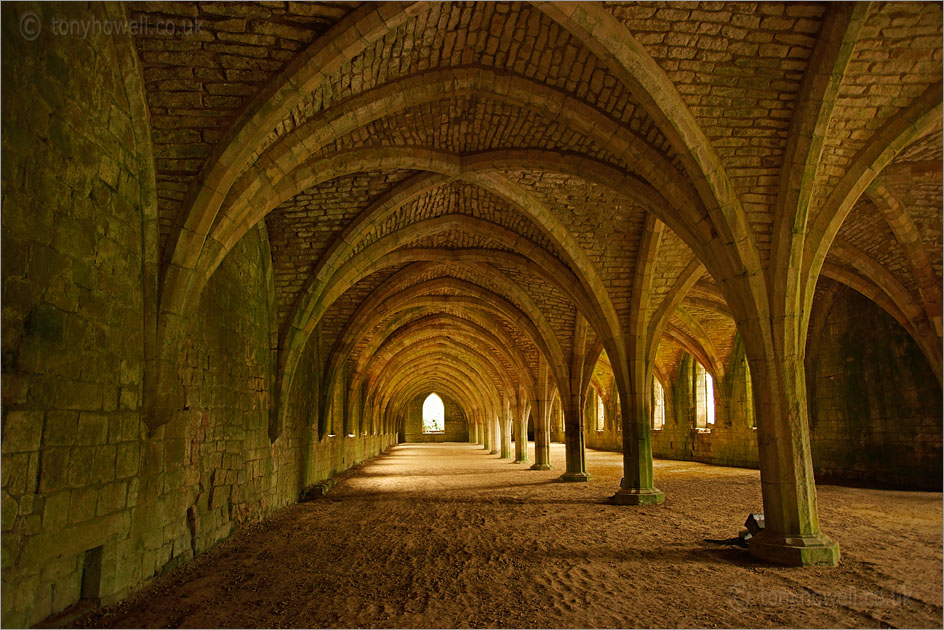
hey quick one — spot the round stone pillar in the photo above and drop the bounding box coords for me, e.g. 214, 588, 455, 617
513, 416, 529, 463
530, 411, 552, 470
560, 404, 591, 482
500, 417, 512, 459
488, 416, 500, 455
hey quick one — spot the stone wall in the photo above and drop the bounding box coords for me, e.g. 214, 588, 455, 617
806, 285, 943, 490
1, 4, 149, 624
133, 226, 282, 587
585, 380, 621, 452
647, 350, 760, 469
402, 393, 469, 443
2, 2, 940, 626
0, 7, 395, 626
113, 207, 397, 629
586, 289, 941, 489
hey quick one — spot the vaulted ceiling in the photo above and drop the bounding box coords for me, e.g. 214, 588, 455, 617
133, 1, 943, 429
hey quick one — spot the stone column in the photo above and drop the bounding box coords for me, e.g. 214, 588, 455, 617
612, 380, 664, 505
481, 415, 491, 451
550, 402, 566, 442
560, 401, 590, 482
530, 399, 552, 470
470, 420, 478, 444
531, 413, 551, 469
514, 397, 529, 464
489, 416, 500, 455
500, 417, 512, 459
530, 358, 553, 470
514, 416, 529, 463
747, 355, 839, 566
499, 397, 513, 459
562, 314, 590, 480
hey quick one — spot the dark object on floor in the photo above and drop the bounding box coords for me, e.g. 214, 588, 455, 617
704, 536, 749, 548
704, 513, 765, 548
744, 513, 765, 537
300, 479, 335, 501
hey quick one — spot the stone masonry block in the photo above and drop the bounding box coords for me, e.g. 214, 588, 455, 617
2, 411, 43, 453
76, 413, 109, 445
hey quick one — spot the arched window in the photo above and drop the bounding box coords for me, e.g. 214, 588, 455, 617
422, 393, 444, 433
596, 393, 605, 431
694, 361, 715, 430
652, 377, 665, 430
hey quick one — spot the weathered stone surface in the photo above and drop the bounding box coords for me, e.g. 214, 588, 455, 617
2, 0, 942, 625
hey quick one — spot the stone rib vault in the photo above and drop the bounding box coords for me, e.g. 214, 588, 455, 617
1, 1, 941, 627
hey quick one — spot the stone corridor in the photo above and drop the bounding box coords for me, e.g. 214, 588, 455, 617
79, 443, 943, 629
2, 1, 942, 627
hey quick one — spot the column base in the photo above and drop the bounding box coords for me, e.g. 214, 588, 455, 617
611, 487, 665, 505
748, 530, 840, 567
513, 458, 529, 464
488, 449, 499, 455
529, 463, 553, 471
559, 471, 592, 482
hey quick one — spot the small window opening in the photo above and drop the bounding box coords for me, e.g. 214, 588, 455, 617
423, 393, 445, 433
694, 361, 715, 430
652, 378, 665, 430
596, 393, 605, 431
81, 545, 103, 602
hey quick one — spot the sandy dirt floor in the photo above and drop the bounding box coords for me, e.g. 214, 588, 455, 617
78, 442, 943, 629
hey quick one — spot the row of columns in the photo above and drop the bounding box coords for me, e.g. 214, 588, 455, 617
469, 410, 542, 462
453, 291, 839, 568
466, 379, 562, 475
464, 354, 589, 479
465, 388, 656, 494
462, 358, 837, 568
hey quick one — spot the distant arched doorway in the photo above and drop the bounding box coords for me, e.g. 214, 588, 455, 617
422, 393, 445, 434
